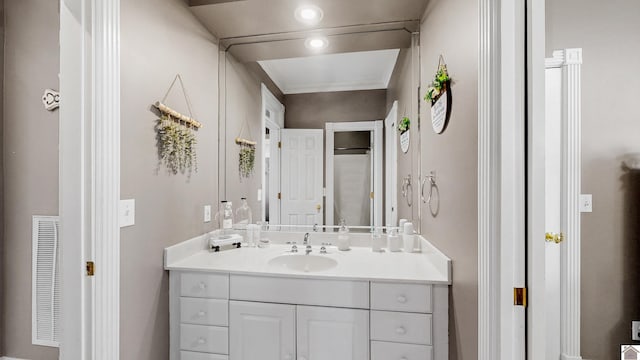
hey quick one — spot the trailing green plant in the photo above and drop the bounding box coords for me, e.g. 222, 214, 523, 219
424, 64, 451, 104
239, 143, 256, 179
156, 114, 197, 175
398, 117, 411, 133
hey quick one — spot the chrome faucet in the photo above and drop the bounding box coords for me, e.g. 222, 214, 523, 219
303, 233, 312, 255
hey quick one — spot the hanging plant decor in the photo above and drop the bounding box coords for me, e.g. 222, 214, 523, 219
424, 55, 453, 134
153, 74, 201, 176
238, 142, 256, 178
398, 117, 411, 154
157, 114, 198, 175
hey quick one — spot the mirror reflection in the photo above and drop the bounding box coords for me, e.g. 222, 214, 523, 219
204, 0, 426, 229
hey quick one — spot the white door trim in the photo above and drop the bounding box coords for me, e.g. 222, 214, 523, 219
60, 0, 120, 359
385, 101, 399, 228
326, 121, 384, 228
261, 84, 285, 224
545, 48, 583, 360
478, 0, 527, 359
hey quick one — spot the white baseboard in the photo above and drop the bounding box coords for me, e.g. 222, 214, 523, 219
2, 357, 31, 360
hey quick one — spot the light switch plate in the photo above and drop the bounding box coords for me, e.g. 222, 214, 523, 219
119, 199, 135, 227
580, 194, 593, 213
632, 321, 640, 341
204, 205, 212, 223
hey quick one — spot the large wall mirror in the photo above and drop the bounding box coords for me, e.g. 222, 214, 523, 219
195, 0, 425, 230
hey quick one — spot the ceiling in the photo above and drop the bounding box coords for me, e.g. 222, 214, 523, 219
190, 0, 429, 40
189, 0, 426, 93
258, 49, 400, 94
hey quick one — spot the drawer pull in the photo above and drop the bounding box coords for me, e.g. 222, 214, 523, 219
197, 337, 206, 344
396, 295, 408, 303
197, 311, 206, 317
395, 326, 407, 335
198, 282, 207, 290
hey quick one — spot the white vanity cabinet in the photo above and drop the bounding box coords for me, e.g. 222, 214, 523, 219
170, 272, 448, 360
229, 301, 296, 360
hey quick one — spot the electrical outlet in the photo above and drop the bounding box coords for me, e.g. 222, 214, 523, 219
580, 194, 593, 213
632, 321, 640, 341
204, 205, 212, 223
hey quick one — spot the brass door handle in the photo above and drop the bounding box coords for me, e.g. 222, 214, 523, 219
545, 232, 564, 244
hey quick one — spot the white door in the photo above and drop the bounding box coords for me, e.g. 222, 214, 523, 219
385, 101, 398, 227
296, 306, 369, 360
280, 129, 324, 226
229, 301, 296, 360
544, 65, 562, 360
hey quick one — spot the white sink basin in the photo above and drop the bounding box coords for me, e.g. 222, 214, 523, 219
268, 254, 338, 273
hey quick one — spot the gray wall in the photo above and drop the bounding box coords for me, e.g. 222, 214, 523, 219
284, 90, 387, 129
222, 53, 264, 221
419, 0, 478, 359
387, 48, 420, 224
120, 0, 219, 358
546, 1, 640, 358
2, 0, 60, 358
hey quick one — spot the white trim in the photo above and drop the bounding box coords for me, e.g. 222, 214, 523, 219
2, 357, 32, 360
261, 84, 285, 224
478, 0, 502, 358
559, 48, 583, 360
527, 0, 547, 358
325, 121, 384, 228
60, 0, 120, 359
59, 1, 92, 358
385, 101, 399, 227
92, 1, 121, 359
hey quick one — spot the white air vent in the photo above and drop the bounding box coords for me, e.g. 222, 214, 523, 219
32, 215, 61, 347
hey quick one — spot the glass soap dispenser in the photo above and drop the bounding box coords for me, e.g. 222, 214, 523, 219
235, 197, 252, 229
337, 218, 350, 251
218, 201, 234, 234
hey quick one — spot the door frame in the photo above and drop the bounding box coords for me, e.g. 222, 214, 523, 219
261, 84, 285, 224
546, 48, 584, 360
385, 101, 399, 228
325, 121, 384, 228
478, 0, 529, 358
59, 0, 120, 359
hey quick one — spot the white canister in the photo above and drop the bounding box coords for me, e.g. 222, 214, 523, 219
399, 218, 408, 230
403, 222, 415, 253
387, 227, 402, 252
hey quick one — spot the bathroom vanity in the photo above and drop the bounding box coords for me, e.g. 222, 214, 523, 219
164, 232, 451, 360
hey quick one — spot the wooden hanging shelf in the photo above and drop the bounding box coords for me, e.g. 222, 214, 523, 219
154, 101, 203, 129
235, 137, 256, 146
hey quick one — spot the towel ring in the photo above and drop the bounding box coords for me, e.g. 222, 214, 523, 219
422, 171, 440, 217
401, 175, 413, 207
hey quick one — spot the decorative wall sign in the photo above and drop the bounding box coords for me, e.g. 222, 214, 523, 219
398, 116, 411, 154
424, 55, 452, 134
42, 89, 60, 111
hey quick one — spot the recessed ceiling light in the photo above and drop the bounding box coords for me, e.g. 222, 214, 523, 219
305, 36, 329, 50
295, 5, 323, 25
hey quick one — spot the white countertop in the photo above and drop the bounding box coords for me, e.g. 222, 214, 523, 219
164, 232, 451, 285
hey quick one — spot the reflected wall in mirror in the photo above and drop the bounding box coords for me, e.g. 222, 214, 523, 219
206, 0, 425, 229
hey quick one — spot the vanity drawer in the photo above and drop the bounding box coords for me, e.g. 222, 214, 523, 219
180, 351, 228, 360
180, 272, 229, 299
370, 311, 432, 345
180, 324, 228, 354
371, 282, 432, 313
180, 298, 228, 326
230, 274, 369, 309
371, 341, 432, 360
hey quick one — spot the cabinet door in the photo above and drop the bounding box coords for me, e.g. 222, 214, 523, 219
296, 306, 369, 360
229, 301, 295, 360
